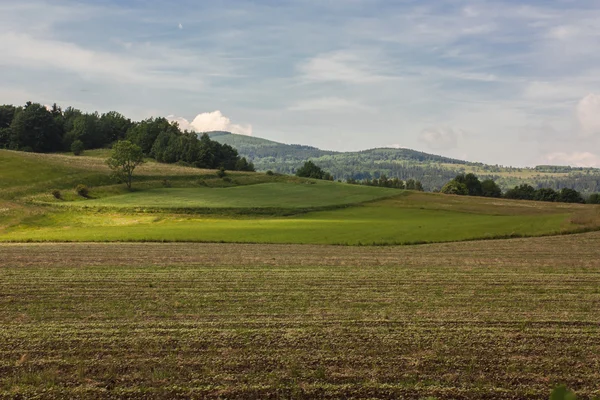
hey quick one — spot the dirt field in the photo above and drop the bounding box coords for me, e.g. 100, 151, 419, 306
1, 233, 600, 399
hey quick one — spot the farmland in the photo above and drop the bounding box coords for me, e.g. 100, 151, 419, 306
2, 149, 600, 398
2, 150, 600, 244
1, 234, 600, 399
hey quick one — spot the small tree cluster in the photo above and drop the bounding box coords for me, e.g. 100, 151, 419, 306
295, 161, 333, 180
442, 173, 502, 198
349, 176, 424, 191
441, 174, 588, 204
505, 184, 585, 204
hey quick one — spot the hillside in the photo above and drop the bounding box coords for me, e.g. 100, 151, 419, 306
2, 149, 600, 245
209, 132, 600, 193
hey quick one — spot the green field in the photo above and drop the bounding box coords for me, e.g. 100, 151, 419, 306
59, 182, 397, 209
1, 195, 586, 244
1, 150, 600, 244
1, 235, 600, 398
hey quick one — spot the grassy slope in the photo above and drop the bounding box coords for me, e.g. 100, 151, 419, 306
2, 192, 597, 244
1, 149, 599, 244
58, 182, 397, 209
1, 235, 600, 398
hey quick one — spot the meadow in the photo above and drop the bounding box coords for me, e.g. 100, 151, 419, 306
1, 234, 600, 399
1, 149, 599, 244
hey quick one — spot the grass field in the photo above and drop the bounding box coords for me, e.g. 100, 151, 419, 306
58, 182, 397, 209
0, 195, 587, 244
1, 234, 600, 399
2, 149, 600, 245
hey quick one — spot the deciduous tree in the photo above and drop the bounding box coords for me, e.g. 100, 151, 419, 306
106, 140, 145, 189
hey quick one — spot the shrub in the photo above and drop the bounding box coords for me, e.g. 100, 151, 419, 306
587, 193, 600, 204
161, 179, 171, 188
71, 140, 84, 156
222, 177, 232, 183
51, 189, 61, 199
75, 184, 89, 198
441, 180, 468, 195
216, 167, 226, 178
266, 170, 274, 176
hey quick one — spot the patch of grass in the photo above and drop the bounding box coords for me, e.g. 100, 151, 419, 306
1, 193, 595, 244
57, 182, 397, 209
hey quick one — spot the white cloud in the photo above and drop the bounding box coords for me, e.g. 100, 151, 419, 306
542, 152, 600, 168
288, 97, 375, 112
178, 23, 183, 30
577, 94, 600, 137
418, 127, 464, 150
548, 25, 579, 40
167, 111, 252, 136
386, 143, 405, 149
298, 52, 394, 84
522, 81, 579, 101
0, 32, 204, 89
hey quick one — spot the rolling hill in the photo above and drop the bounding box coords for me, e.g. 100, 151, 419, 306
1, 149, 599, 245
209, 131, 600, 193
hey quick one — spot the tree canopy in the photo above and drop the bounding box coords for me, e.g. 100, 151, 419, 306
0, 102, 254, 173
296, 161, 332, 180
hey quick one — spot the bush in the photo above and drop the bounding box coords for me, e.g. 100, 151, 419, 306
216, 167, 226, 178
441, 180, 468, 195
161, 179, 171, 188
75, 184, 89, 198
266, 170, 274, 176
71, 140, 84, 156
52, 189, 61, 199
587, 193, 600, 204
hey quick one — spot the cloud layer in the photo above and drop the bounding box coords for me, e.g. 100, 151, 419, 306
2, 1, 600, 166
577, 94, 600, 137
419, 128, 464, 150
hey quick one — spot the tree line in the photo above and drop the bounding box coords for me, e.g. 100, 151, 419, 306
0, 102, 254, 171
441, 173, 600, 204
295, 161, 424, 191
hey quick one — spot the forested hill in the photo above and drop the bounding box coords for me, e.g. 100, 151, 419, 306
208, 131, 475, 165
209, 132, 600, 193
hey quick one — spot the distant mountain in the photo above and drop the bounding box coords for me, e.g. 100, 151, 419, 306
208, 131, 600, 193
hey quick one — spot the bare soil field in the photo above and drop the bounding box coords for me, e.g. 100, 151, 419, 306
1, 233, 600, 399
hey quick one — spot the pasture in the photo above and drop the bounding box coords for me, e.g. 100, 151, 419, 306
2, 149, 599, 245
58, 182, 397, 209
1, 233, 600, 399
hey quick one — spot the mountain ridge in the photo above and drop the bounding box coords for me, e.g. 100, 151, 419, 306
207, 131, 600, 193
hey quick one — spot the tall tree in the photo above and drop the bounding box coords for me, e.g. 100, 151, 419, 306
106, 140, 145, 189
9, 102, 62, 152
481, 179, 502, 198
455, 173, 483, 196
98, 111, 132, 143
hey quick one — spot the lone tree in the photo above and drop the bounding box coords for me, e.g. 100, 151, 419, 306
106, 140, 144, 189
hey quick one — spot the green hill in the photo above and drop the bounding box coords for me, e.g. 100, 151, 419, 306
209, 132, 600, 193
2, 149, 599, 245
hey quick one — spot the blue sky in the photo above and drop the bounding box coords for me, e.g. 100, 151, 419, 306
1, 0, 600, 166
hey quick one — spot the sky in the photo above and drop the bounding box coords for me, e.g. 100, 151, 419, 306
1, 0, 600, 167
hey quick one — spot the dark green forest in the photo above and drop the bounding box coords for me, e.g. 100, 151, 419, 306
0, 103, 254, 171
